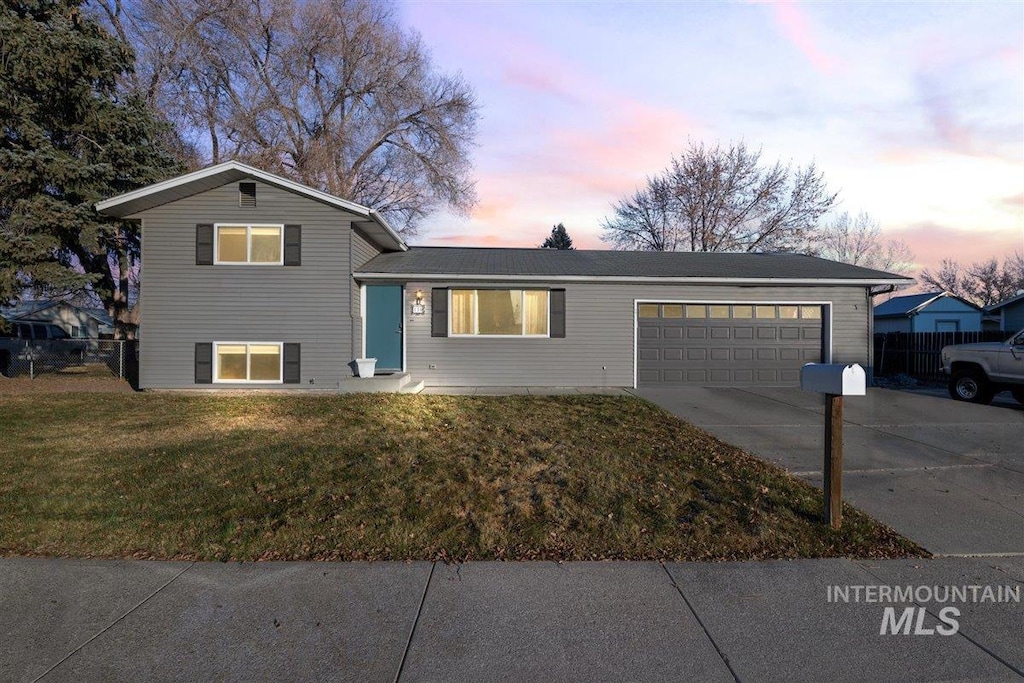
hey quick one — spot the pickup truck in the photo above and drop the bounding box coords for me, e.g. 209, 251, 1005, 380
0, 322, 88, 376
941, 328, 1024, 405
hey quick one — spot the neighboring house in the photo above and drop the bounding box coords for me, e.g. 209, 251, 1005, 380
0, 300, 115, 339
873, 292, 983, 334
96, 161, 911, 390
987, 291, 1024, 333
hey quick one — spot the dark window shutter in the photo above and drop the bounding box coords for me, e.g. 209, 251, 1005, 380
196, 224, 214, 265
283, 343, 300, 383
195, 343, 212, 383
550, 289, 566, 338
284, 225, 301, 266
239, 182, 256, 208
431, 288, 448, 337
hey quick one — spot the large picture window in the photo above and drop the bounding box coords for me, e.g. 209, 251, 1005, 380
215, 224, 283, 264
450, 289, 549, 337
214, 342, 283, 382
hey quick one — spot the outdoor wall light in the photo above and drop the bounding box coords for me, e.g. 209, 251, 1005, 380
411, 289, 426, 315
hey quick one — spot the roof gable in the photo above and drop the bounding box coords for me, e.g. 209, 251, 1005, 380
95, 161, 407, 252
874, 291, 982, 317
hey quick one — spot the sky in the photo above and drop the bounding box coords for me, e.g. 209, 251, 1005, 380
397, 0, 1024, 277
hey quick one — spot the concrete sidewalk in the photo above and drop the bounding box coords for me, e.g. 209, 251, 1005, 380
635, 387, 1024, 557
2, 557, 1022, 682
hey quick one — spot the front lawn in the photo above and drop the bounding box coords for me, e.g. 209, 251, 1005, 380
0, 393, 924, 561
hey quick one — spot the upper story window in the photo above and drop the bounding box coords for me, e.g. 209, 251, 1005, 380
215, 224, 283, 264
450, 289, 549, 337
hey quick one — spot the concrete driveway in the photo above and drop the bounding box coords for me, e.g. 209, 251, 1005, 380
634, 387, 1024, 556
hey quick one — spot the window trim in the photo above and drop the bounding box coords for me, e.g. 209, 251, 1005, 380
212, 341, 284, 383
213, 223, 285, 265
448, 288, 551, 338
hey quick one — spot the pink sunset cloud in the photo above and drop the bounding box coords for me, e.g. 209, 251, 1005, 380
892, 222, 1023, 276
761, 1, 840, 75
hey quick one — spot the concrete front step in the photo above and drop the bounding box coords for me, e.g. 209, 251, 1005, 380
337, 372, 418, 393
399, 380, 425, 394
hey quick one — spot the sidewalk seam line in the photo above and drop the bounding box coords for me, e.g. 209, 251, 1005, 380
32, 561, 196, 682
855, 561, 1024, 678
660, 563, 741, 683
394, 561, 435, 683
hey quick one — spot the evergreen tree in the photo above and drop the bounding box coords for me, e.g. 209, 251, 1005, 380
0, 0, 182, 336
541, 223, 574, 250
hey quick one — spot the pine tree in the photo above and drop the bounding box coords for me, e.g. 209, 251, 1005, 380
541, 223, 574, 250
0, 0, 182, 336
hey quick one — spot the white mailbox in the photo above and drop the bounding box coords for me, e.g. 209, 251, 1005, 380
800, 363, 866, 396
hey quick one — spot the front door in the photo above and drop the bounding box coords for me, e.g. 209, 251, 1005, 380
365, 285, 403, 372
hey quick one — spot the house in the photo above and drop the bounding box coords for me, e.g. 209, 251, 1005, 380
96, 161, 912, 390
872, 292, 983, 334
0, 299, 115, 339
987, 291, 1024, 333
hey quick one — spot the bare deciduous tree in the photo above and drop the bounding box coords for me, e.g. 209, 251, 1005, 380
602, 141, 838, 253
816, 211, 915, 274
95, 0, 478, 234
920, 252, 1024, 307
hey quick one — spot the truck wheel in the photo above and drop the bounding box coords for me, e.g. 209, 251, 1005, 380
0, 351, 9, 377
1012, 387, 1024, 406
948, 370, 994, 404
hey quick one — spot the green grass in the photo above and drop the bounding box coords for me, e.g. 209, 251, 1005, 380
0, 393, 925, 561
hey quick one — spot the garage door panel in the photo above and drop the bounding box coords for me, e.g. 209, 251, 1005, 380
638, 302, 824, 387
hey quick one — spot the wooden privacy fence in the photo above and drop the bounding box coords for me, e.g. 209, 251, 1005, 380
873, 331, 1009, 380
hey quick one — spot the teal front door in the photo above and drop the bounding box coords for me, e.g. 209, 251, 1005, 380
365, 285, 403, 371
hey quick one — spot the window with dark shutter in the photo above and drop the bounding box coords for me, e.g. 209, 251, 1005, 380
195, 343, 213, 383
239, 182, 256, 208
195, 224, 214, 265
283, 343, 301, 383
550, 289, 566, 338
284, 225, 301, 266
431, 288, 448, 337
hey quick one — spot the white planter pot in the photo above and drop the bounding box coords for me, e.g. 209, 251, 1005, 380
355, 358, 377, 378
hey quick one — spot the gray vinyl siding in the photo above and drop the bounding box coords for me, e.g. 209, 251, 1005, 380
403, 282, 872, 387
350, 229, 383, 359
137, 179, 365, 389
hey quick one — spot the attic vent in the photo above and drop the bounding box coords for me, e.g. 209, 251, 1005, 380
238, 182, 257, 208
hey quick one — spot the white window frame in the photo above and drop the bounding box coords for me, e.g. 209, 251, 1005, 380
449, 289, 551, 338
213, 223, 285, 265
213, 341, 284, 383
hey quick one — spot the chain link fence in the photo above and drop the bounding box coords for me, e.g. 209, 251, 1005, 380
0, 339, 135, 380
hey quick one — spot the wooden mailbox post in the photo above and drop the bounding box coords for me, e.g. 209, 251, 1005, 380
799, 363, 867, 529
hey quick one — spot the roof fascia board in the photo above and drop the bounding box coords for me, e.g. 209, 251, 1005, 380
353, 272, 914, 286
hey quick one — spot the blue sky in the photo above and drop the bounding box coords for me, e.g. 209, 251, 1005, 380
397, 0, 1023, 273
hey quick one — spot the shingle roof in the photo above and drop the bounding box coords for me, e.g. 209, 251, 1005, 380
873, 292, 945, 317
873, 291, 983, 317
988, 291, 1024, 312
356, 247, 913, 283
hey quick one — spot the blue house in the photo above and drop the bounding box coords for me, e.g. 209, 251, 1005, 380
874, 292, 983, 333
987, 291, 1024, 333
